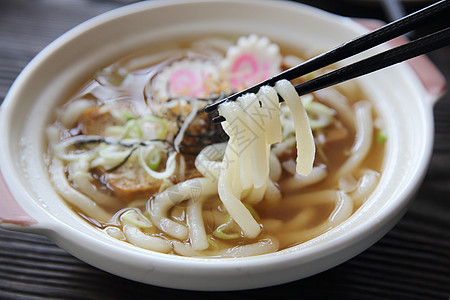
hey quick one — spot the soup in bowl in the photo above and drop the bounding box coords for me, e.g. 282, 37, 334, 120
0, 0, 444, 290
44, 33, 386, 257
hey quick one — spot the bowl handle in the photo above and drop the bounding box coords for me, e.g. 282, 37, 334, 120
354, 18, 447, 106
0, 107, 38, 227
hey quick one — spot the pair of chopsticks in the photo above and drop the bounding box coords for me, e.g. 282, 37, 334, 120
205, 0, 450, 123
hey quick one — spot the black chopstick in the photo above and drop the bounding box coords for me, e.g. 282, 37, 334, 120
293, 27, 449, 98
204, 0, 449, 117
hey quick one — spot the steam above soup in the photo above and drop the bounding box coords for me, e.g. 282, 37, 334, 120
46, 35, 385, 257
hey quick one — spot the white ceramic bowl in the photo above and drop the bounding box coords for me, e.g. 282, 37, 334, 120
0, 0, 445, 291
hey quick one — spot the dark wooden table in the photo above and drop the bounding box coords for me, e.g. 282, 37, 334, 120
1, 0, 449, 299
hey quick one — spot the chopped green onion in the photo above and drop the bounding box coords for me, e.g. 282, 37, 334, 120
307, 102, 335, 117
120, 111, 136, 121
377, 128, 388, 143
141, 115, 169, 139
108, 72, 126, 86
121, 210, 152, 228
142, 211, 151, 219
98, 142, 106, 150
138, 149, 177, 179
308, 114, 332, 130
97, 67, 128, 87
213, 225, 241, 239
123, 119, 142, 139
147, 149, 162, 171
303, 98, 335, 130
106, 125, 124, 136
213, 214, 240, 240
207, 235, 220, 250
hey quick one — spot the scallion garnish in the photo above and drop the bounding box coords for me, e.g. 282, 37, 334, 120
147, 149, 162, 171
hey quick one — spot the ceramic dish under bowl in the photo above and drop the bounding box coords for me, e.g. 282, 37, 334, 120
0, 0, 445, 291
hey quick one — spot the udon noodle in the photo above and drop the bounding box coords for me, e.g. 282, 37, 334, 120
46, 35, 385, 257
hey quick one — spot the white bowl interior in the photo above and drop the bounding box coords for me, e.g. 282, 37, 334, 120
0, 0, 434, 290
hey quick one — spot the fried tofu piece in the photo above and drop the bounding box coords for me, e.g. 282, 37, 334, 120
78, 106, 119, 136
99, 163, 163, 202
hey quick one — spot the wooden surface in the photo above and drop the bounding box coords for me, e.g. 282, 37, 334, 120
0, 0, 449, 298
